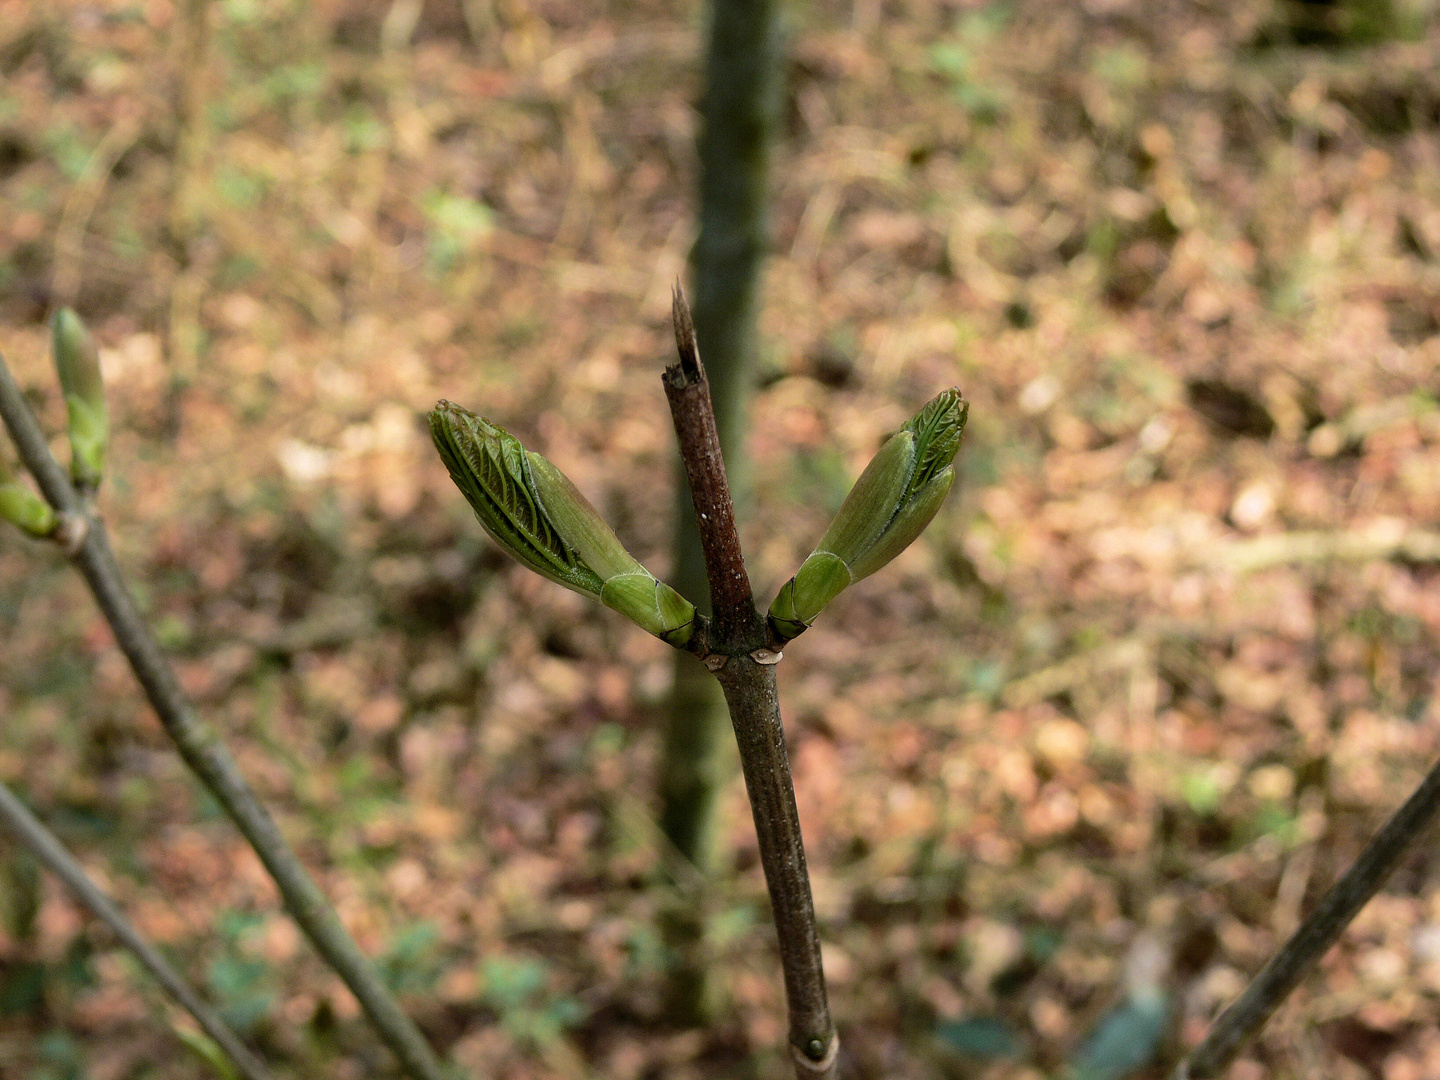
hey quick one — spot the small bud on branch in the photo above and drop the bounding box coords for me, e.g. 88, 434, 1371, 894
0, 454, 56, 537
51, 308, 108, 490
768, 388, 966, 643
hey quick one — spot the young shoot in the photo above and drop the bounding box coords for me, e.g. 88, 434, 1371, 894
768, 387, 966, 643
430, 400, 697, 646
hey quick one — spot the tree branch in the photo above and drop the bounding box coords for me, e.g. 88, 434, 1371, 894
0, 354, 445, 1080
662, 293, 839, 1078
0, 363, 78, 514
0, 778, 273, 1080
1178, 753, 1440, 1078
664, 284, 757, 646
712, 658, 837, 1076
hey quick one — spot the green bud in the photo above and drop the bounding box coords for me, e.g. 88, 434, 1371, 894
526, 452, 645, 582
430, 400, 696, 644
0, 455, 55, 536
0, 474, 56, 538
768, 388, 966, 643
51, 308, 108, 488
901, 386, 966, 502
431, 400, 604, 595
600, 573, 696, 646
812, 431, 913, 575
778, 551, 851, 631
846, 466, 954, 581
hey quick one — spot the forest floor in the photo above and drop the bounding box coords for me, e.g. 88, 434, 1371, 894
3, 0, 1440, 1077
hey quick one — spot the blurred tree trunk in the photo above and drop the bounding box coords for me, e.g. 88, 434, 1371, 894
658, 0, 783, 1025
166, 0, 212, 376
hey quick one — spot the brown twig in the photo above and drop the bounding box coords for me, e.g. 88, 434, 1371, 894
664, 284, 756, 643
663, 286, 839, 1078
1177, 754, 1440, 1078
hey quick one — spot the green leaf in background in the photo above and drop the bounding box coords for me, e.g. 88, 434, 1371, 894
379, 921, 443, 996
423, 190, 493, 271
1181, 767, 1227, 816
208, 910, 275, 1035
1069, 989, 1169, 1080
935, 1015, 1026, 1060
0, 959, 46, 1016
33, 1030, 84, 1080
482, 955, 549, 1012
208, 955, 274, 1033
480, 955, 584, 1048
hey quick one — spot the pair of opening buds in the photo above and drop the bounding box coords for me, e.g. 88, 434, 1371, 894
1, 309, 108, 539
430, 386, 966, 650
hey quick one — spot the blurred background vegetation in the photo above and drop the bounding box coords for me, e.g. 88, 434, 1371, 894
3, 0, 1440, 1076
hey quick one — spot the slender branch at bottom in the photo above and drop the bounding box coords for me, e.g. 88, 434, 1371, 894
0, 779, 272, 1080
1178, 754, 1440, 1078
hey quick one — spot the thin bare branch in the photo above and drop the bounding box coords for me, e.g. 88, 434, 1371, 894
0, 779, 273, 1080
1178, 754, 1440, 1078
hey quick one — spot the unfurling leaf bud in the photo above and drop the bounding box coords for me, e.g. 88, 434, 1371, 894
768, 388, 966, 643
430, 400, 696, 645
51, 308, 108, 488
0, 456, 56, 537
